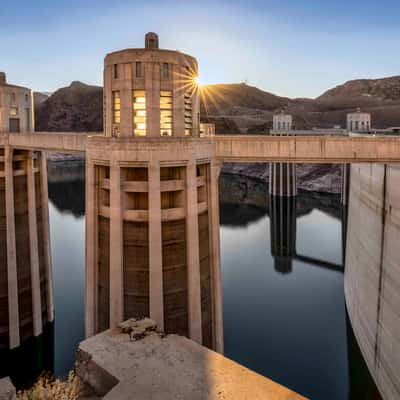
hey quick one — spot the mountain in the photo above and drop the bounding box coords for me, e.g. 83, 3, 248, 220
35, 81, 103, 132
34, 76, 400, 133
318, 76, 400, 101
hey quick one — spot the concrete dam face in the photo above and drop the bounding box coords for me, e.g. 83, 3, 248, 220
345, 163, 400, 400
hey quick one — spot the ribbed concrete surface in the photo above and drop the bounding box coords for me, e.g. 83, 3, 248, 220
345, 163, 400, 400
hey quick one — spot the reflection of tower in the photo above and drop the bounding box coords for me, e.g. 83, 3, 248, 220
85, 33, 223, 353
0, 148, 54, 385
269, 195, 297, 274
269, 113, 297, 274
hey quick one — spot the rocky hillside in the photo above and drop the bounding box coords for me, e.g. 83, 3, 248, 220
35, 81, 103, 132
34, 76, 400, 133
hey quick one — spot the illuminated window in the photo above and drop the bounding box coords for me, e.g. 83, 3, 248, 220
113, 91, 120, 124
184, 93, 192, 136
160, 90, 172, 136
136, 62, 142, 78
133, 90, 146, 136
162, 63, 169, 79
10, 107, 18, 117
114, 64, 119, 79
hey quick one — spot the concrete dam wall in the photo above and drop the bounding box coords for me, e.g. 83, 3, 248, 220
345, 163, 400, 399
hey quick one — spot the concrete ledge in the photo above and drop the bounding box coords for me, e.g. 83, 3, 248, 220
0, 378, 16, 400
76, 319, 307, 400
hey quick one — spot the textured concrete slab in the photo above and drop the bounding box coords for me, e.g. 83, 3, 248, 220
0, 377, 16, 400
76, 319, 307, 400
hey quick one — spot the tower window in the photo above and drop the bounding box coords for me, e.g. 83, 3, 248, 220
113, 91, 120, 124
160, 90, 172, 136
136, 62, 142, 78
184, 93, 192, 136
114, 64, 119, 79
162, 63, 169, 79
133, 90, 146, 136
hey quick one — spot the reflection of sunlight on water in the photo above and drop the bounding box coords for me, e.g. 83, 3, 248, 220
48, 202, 85, 377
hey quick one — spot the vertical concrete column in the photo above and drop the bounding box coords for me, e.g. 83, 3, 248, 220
26, 151, 42, 336
208, 159, 224, 353
85, 159, 98, 337
186, 161, 202, 344
39, 152, 54, 323
145, 63, 161, 137
191, 88, 200, 137
173, 65, 185, 137
120, 64, 133, 138
109, 161, 124, 327
5, 147, 20, 349
148, 160, 164, 330
104, 65, 113, 137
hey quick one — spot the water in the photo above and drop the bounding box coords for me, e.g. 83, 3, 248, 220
21, 163, 377, 399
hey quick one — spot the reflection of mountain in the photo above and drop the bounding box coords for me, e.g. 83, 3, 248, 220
47, 161, 85, 217
219, 173, 341, 227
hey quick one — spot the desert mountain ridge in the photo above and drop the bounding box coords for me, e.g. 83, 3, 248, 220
35, 76, 400, 133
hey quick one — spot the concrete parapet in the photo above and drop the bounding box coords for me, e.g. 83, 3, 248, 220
76, 318, 307, 400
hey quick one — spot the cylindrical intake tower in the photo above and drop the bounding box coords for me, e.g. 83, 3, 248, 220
104, 33, 200, 138
86, 34, 223, 353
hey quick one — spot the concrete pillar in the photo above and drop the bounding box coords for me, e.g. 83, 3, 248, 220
146, 63, 161, 137
185, 161, 202, 344
4, 147, 20, 349
39, 152, 54, 323
208, 159, 224, 353
120, 64, 133, 138
173, 65, 185, 137
109, 162, 124, 327
104, 66, 113, 137
26, 151, 42, 336
269, 162, 297, 197
148, 160, 164, 330
192, 88, 200, 137
85, 160, 98, 337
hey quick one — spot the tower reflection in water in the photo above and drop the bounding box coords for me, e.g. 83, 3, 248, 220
0, 148, 54, 388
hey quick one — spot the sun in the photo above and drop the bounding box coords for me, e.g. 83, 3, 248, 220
192, 75, 202, 88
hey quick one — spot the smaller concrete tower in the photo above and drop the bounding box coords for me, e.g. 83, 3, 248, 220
346, 109, 371, 132
0, 72, 6, 85
0, 73, 34, 133
145, 32, 159, 49
273, 112, 292, 132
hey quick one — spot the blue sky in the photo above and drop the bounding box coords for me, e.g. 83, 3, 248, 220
1, 0, 399, 97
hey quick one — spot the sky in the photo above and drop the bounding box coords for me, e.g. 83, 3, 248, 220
1, 0, 400, 98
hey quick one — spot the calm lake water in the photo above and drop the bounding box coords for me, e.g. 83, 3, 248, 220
45, 163, 374, 400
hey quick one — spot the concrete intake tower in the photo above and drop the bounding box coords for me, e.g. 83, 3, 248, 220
85, 33, 223, 352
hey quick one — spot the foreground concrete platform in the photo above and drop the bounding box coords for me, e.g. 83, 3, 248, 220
0, 378, 16, 400
76, 319, 306, 400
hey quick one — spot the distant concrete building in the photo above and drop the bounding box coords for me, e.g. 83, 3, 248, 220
86, 33, 223, 353
346, 108, 371, 132
272, 111, 292, 131
0, 73, 34, 133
